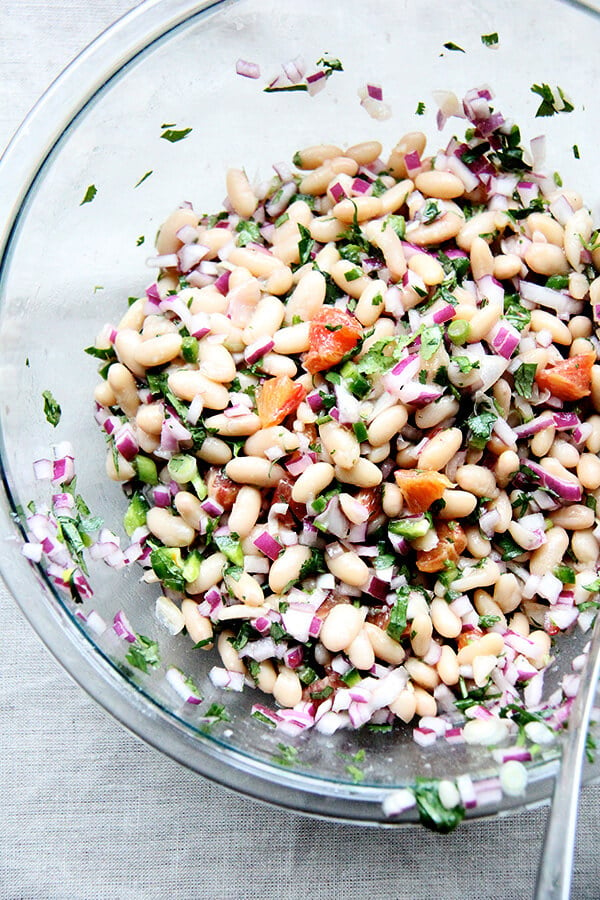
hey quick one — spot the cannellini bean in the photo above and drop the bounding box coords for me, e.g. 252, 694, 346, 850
118, 296, 146, 331
437, 645, 459, 685
387, 132, 427, 179
456, 632, 504, 666
564, 207, 593, 270
224, 570, 264, 607
493, 573, 522, 614
382, 483, 403, 518
569, 315, 593, 339
408, 252, 445, 285
437, 489, 477, 519
526, 212, 564, 246
114, 329, 146, 378
326, 550, 370, 587
218, 630, 246, 673
174, 491, 204, 531
347, 629, 376, 671
225, 456, 285, 487
294, 143, 343, 169
333, 196, 383, 222
493, 253, 522, 280
548, 438, 579, 469
226, 168, 258, 218
378, 179, 414, 214
524, 242, 569, 276
345, 140, 382, 165
284, 269, 326, 323
167, 370, 229, 409
272, 322, 311, 355
530, 309, 572, 345
107, 363, 140, 418
182, 599, 213, 648
244, 426, 300, 458
256, 660, 277, 694
578, 453, 600, 490
456, 211, 500, 251
390, 688, 418, 723
467, 304, 501, 343
404, 659, 439, 691
571, 529, 600, 565
319, 421, 360, 469
465, 527, 491, 559
105, 449, 135, 482
320, 603, 366, 652
418, 427, 462, 471
452, 559, 501, 592
196, 436, 233, 465
330, 259, 372, 298
550, 505, 595, 530
455, 464, 498, 499
414, 396, 459, 430
470, 236, 494, 281
228, 486, 262, 538
136, 403, 164, 435
408, 211, 463, 246
309, 216, 347, 243
269, 545, 312, 594
415, 170, 464, 200
186, 552, 226, 594
292, 462, 335, 503
365, 221, 407, 282
529, 526, 569, 575
273, 668, 303, 708
367, 405, 408, 446
354, 279, 387, 327
410, 613, 433, 658
334, 458, 382, 487
146, 507, 195, 547
495, 450, 520, 488
94, 381, 116, 407
197, 341, 237, 383
156, 207, 200, 255
142, 315, 179, 339
364, 622, 406, 665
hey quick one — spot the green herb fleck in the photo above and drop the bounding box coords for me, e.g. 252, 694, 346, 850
80, 184, 97, 205
481, 32, 499, 47
134, 170, 153, 188
443, 41, 465, 52
531, 83, 574, 118
160, 127, 193, 143
414, 779, 465, 833
415, 101, 426, 115
125, 634, 160, 674
272, 742, 299, 766
42, 390, 61, 427
514, 362, 537, 400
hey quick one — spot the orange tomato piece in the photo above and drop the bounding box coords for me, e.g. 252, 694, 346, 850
256, 375, 306, 428
394, 469, 452, 514
416, 521, 467, 573
535, 352, 595, 402
303, 308, 363, 374
457, 627, 483, 650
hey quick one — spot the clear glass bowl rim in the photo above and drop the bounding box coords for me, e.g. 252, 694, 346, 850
1, 0, 599, 826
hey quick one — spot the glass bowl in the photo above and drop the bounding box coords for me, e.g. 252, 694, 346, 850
2, 0, 600, 825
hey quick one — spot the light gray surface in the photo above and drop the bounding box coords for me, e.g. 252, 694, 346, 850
0, 3, 599, 898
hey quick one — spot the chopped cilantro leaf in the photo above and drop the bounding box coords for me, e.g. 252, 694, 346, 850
496, 533, 526, 561
443, 41, 465, 52
42, 390, 61, 427
160, 127, 193, 142
235, 219, 262, 247
420, 325, 443, 361
503, 294, 531, 332
134, 170, 153, 188
80, 184, 97, 206
126, 634, 160, 673
204, 703, 231, 723
414, 779, 465, 833
481, 32, 499, 47
387, 586, 409, 643
546, 274, 569, 290
514, 362, 537, 400
466, 409, 497, 449
297, 223, 315, 266
531, 83, 574, 118
272, 742, 299, 766
415, 101, 426, 115
136, 235, 145, 246
573, 144, 581, 160
150, 547, 185, 591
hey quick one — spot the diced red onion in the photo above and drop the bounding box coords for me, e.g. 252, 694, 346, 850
236, 58, 261, 79
520, 457, 582, 502
244, 336, 274, 365
432, 303, 456, 325
209, 667, 245, 692
253, 531, 282, 560
113, 610, 136, 643
166, 666, 202, 704
146, 253, 178, 269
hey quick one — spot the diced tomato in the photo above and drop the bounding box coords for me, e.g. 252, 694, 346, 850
416, 521, 467, 573
303, 308, 363, 374
457, 627, 483, 650
394, 469, 451, 514
256, 375, 306, 428
535, 352, 595, 402
206, 468, 240, 510
272, 472, 305, 521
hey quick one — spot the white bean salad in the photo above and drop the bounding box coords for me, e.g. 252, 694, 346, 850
91, 86, 600, 742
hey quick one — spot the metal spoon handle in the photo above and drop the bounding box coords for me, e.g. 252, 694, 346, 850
534, 611, 600, 900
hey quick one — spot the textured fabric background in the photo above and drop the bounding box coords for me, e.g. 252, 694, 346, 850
1, 3, 599, 898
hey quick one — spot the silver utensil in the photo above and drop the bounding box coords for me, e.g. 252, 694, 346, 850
535, 610, 600, 899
